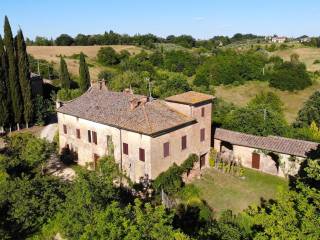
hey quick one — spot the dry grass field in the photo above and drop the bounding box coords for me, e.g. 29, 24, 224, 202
27, 45, 142, 80
273, 47, 320, 71
215, 80, 320, 123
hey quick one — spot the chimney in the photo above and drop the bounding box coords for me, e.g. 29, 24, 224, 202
130, 98, 139, 110
91, 79, 108, 90
140, 96, 148, 105
123, 88, 133, 94
56, 100, 63, 109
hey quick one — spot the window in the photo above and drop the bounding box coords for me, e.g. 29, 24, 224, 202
200, 128, 205, 142
163, 142, 170, 158
76, 129, 81, 139
201, 107, 205, 117
63, 124, 67, 134
123, 143, 128, 155
88, 130, 92, 143
92, 131, 98, 145
181, 135, 187, 150
139, 148, 145, 162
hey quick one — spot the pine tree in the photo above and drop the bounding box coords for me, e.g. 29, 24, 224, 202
17, 30, 33, 128
59, 56, 70, 89
4, 16, 22, 130
79, 52, 90, 92
0, 58, 8, 133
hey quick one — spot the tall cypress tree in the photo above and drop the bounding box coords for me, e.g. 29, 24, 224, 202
79, 52, 90, 92
0, 57, 8, 133
59, 57, 70, 89
0, 34, 12, 128
4, 16, 22, 130
17, 30, 33, 128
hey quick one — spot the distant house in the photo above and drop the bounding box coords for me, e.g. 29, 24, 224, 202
299, 37, 311, 43
57, 82, 214, 182
213, 128, 319, 177
271, 36, 287, 43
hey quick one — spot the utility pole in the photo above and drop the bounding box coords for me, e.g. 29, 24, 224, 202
147, 77, 153, 100
37, 59, 40, 75
263, 108, 267, 121
47, 64, 51, 80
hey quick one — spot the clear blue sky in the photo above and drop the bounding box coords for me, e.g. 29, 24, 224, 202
0, 0, 319, 40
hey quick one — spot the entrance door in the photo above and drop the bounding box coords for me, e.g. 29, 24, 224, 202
200, 154, 206, 169
252, 152, 260, 169
93, 154, 100, 169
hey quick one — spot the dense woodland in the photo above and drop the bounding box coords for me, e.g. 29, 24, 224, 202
0, 16, 320, 239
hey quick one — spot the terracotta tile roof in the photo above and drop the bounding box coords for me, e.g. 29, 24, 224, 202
214, 128, 319, 158
57, 85, 196, 136
165, 91, 214, 105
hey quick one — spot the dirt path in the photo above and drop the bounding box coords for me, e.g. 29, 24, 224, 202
40, 123, 58, 142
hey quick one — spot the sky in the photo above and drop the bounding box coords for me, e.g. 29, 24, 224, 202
0, 0, 319, 40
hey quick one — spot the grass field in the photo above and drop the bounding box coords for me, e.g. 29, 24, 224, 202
27, 45, 143, 80
273, 47, 320, 71
215, 80, 320, 123
192, 168, 288, 214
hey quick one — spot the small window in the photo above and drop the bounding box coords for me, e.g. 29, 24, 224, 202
200, 128, 205, 142
163, 142, 170, 158
92, 131, 98, 145
123, 143, 128, 155
88, 130, 92, 143
63, 124, 67, 134
181, 135, 187, 150
76, 129, 81, 139
139, 148, 145, 162
201, 107, 205, 117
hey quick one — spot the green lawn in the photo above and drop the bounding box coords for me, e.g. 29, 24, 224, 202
192, 168, 288, 214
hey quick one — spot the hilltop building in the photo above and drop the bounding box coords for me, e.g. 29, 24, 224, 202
57, 82, 213, 182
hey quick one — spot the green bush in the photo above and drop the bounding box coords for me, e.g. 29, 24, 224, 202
153, 154, 198, 194
97, 47, 120, 65
268, 62, 311, 91
57, 88, 82, 101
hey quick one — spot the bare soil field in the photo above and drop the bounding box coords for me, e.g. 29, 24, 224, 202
215, 80, 320, 123
27, 45, 142, 80
273, 47, 320, 71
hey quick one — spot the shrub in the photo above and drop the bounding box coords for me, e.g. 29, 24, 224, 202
268, 62, 311, 91
153, 154, 198, 194
209, 148, 217, 167
153, 163, 183, 195
97, 47, 120, 65
57, 88, 82, 101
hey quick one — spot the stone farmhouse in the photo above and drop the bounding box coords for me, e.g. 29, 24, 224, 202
57, 82, 214, 182
214, 128, 319, 177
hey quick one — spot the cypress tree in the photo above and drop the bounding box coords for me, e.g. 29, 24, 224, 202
0, 34, 12, 129
59, 57, 70, 89
0, 57, 8, 133
4, 16, 22, 130
17, 30, 33, 128
79, 52, 90, 92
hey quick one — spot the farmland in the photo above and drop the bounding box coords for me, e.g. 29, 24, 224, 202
27, 45, 143, 80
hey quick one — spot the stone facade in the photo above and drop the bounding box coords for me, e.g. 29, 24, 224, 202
214, 138, 305, 178
58, 91, 213, 182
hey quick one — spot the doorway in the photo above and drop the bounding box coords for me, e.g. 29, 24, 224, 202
252, 152, 260, 169
200, 154, 206, 169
